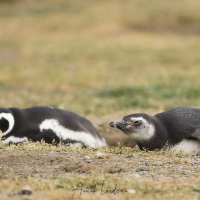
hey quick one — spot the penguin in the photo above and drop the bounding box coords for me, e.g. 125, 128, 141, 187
0, 106, 107, 148
109, 106, 200, 153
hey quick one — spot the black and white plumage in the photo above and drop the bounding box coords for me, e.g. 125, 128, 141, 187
0, 106, 107, 147
109, 106, 200, 153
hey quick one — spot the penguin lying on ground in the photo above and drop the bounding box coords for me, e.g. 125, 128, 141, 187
0, 106, 107, 147
109, 106, 200, 153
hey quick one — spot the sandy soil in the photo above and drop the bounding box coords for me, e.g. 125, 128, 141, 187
0, 148, 199, 180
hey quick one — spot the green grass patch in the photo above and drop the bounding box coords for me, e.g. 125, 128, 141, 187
93, 82, 200, 113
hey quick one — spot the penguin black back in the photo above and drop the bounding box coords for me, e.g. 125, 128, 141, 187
0, 106, 107, 147
155, 106, 200, 145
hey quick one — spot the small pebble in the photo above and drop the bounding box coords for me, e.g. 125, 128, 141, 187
136, 166, 148, 172
140, 171, 147, 175
96, 151, 104, 158
127, 189, 136, 194
84, 156, 91, 163
20, 185, 32, 195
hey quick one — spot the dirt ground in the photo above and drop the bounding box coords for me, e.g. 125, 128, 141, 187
0, 148, 199, 180
0, 147, 199, 200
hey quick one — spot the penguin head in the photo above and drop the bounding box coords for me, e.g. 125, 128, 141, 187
109, 113, 156, 141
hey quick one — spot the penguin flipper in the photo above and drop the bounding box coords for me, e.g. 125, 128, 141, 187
190, 129, 200, 140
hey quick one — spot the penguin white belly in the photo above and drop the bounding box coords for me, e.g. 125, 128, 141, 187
1, 136, 28, 144
170, 139, 200, 153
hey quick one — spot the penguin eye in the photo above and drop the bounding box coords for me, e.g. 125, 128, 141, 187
133, 120, 140, 125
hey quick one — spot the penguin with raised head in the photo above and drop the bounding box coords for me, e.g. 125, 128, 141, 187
0, 106, 107, 148
109, 106, 200, 153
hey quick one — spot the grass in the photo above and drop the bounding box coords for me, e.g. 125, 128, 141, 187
0, 175, 198, 200
0, 0, 200, 199
17, 177, 200, 200
0, 0, 200, 115
95, 82, 200, 111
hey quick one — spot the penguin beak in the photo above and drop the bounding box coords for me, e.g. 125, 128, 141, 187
109, 120, 125, 129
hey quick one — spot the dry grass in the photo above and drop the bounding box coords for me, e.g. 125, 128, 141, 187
0, 0, 200, 114
0, 0, 200, 199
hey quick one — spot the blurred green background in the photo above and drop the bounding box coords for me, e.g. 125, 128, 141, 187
0, 0, 200, 115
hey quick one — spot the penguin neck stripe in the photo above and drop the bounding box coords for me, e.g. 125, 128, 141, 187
130, 117, 155, 141
0, 113, 15, 136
